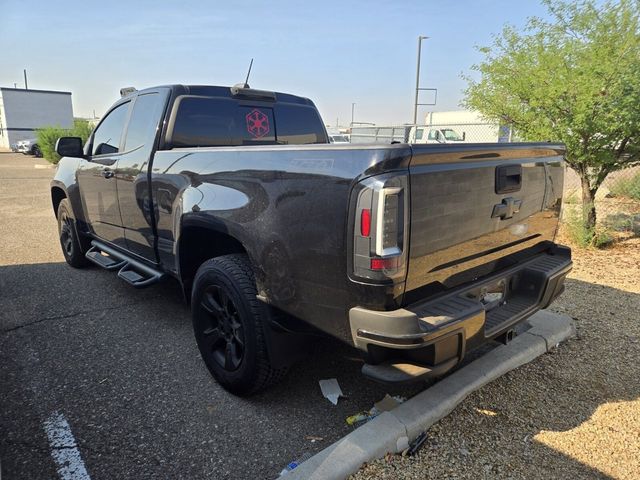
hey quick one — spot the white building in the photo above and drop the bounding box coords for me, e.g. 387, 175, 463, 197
0, 87, 74, 149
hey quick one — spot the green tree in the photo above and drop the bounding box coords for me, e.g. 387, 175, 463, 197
37, 119, 94, 164
464, 0, 640, 231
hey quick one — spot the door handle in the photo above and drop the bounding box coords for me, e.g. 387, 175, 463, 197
102, 168, 114, 179
495, 165, 522, 194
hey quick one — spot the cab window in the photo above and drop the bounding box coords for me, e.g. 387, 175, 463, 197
428, 129, 440, 141
124, 94, 164, 151
170, 96, 327, 148
92, 102, 130, 156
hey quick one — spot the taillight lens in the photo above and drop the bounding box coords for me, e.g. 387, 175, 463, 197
352, 174, 408, 281
360, 208, 371, 237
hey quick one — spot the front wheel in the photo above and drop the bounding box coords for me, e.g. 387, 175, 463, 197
57, 199, 88, 268
191, 254, 288, 395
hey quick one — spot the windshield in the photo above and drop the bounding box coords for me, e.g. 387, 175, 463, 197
441, 129, 463, 141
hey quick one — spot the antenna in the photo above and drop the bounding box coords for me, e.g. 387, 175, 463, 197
243, 58, 253, 88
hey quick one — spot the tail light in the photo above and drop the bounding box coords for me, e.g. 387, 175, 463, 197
352, 173, 408, 281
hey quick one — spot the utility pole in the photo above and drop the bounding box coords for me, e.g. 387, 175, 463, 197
23, 69, 28, 90
351, 103, 356, 127
413, 36, 429, 126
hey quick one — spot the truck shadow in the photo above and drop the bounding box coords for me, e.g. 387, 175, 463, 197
0, 263, 636, 479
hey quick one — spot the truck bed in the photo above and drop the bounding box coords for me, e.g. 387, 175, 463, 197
148, 142, 565, 344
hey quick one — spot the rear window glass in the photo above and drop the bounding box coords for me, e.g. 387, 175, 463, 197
170, 96, 327, 148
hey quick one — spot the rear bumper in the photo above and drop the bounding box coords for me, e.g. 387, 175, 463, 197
350, 246, 572, 381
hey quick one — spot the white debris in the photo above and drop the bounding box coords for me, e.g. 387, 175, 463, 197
319, 378, 344, 405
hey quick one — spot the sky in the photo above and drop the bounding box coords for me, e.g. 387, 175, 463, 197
0, 0, 554, 126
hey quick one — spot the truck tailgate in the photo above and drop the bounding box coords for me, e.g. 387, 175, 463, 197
404, 143, 565, 299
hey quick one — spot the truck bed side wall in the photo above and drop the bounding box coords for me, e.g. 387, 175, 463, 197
150, 145, 412, 342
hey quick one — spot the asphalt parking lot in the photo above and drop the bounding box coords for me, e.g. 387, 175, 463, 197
0, 152, 426, 480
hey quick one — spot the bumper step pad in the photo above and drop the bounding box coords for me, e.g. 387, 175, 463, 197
362, 357, 459, 383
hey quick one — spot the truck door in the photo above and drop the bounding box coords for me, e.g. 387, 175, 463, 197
77, 101, 131, 247
116, 89, 169, 261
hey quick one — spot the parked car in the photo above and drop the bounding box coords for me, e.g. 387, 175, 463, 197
13, 138, 42, 157
51, 84, 571, 395
329, 133, 350, 144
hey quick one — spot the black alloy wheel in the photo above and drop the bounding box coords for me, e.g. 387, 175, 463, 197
200, 284, 245, 371
191, 254, 288, 395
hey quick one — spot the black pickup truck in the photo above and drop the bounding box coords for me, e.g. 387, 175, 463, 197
51, 84, 571, 394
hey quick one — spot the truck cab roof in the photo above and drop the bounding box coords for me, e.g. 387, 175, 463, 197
128, 84, 316, 107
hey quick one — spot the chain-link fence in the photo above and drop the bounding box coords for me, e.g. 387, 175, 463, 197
348, 122, 640, 234
349, 122, 511, 144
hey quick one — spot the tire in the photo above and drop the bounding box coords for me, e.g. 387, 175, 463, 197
57, 199, 89, 268
32, 144, 42, 157
191, 254, 288, 395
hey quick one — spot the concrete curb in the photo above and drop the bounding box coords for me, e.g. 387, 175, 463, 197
286, 310, 575, 480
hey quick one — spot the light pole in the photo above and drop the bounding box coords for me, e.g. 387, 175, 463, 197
351, 103, 356, 127
413, 35, 429, 126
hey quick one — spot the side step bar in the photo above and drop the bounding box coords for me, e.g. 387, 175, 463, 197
85, 241, 164, 288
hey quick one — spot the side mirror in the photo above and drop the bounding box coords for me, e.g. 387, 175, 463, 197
462, 132, 466, 141
55, 137, 84, 157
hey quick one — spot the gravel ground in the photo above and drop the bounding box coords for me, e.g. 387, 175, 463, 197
353, 239, 640, 480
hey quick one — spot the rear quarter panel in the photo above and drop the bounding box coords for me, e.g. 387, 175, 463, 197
151, 144, 412, 341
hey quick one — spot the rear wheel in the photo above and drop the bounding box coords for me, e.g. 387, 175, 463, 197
32, 144, 42, 157
57, 199, 88, 268
191, 254, 288, 395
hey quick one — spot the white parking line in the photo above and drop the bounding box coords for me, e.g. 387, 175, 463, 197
43, 412, 91, 480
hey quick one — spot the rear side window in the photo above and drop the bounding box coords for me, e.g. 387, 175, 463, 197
124, 93, 164, 151
170, 96, 327, 148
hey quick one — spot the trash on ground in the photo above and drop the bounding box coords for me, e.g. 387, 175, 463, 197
374, 394, 404, 412
346, 412, 373, 426
346, 394, 406, 426
407, 431, 428, 456
305, 436, 323, 443
319, 378, 344, 405
279, 452, 314, 476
